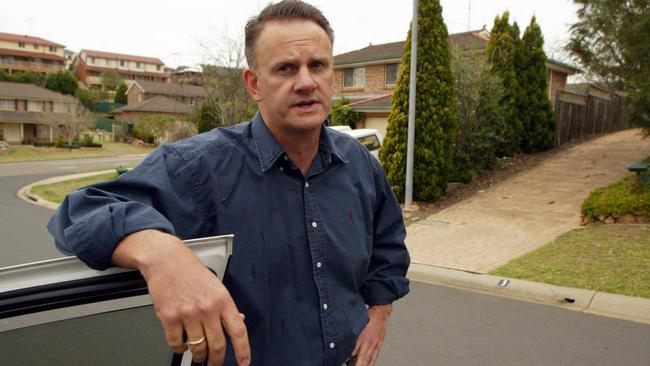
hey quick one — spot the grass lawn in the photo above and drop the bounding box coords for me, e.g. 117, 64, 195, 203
491, 224, 650, 298
30, 172, 119, 204
0, 142, 154, 163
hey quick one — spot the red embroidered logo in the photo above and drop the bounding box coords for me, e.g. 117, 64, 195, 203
348, 210, 354, 221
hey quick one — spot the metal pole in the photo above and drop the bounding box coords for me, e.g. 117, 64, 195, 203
405, 0, 418, 206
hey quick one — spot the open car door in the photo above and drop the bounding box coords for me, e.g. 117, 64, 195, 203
0, 235, 232, 366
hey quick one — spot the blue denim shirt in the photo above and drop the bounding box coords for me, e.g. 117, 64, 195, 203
48, 112, 410, 366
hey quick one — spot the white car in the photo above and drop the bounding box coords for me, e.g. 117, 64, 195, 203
0, 235, 232, 366
329, 127, 383, 160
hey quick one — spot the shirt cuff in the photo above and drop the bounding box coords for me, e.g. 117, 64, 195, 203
361, 277, 410, 306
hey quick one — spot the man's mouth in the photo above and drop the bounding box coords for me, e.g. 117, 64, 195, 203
293, 99, 319, 109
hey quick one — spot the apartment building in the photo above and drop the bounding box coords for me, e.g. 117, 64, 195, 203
73, 49, 169, 89
0, 81, 75, 143
0, 32, 65, 75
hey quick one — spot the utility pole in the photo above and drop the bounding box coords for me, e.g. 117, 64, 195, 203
405, 0, 418, 207
468, 0, 472, 31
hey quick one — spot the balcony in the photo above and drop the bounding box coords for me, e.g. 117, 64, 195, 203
0, 59, 64, 74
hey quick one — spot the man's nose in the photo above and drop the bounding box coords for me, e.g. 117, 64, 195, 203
294, 67, 317, 93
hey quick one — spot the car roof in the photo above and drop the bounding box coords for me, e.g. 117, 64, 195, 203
345, 129, 381, 138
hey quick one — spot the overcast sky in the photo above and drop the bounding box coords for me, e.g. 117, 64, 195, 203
2, 0, 579, 68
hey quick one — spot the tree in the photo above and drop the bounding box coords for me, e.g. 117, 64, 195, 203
75, 88, 109, 109
114, 82, 128, 104
46, 101, 93, 146
486, 12, 523, 156
192, 34, 256, 132
133, 114, 175, 144
567, 0, 650, 132
0, 69, 9, 81
330, 97, 360, 129
8, 71, 46, 87
45, 70, 78, 95
380, 0, 457, 202
518, 17, 556, 152
100, 71, 121, 91
450, 46, 506, 183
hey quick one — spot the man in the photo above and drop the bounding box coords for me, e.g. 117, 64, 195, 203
48, 1, 409, 365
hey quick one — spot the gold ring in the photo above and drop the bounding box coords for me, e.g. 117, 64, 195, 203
187, 336, 206, 346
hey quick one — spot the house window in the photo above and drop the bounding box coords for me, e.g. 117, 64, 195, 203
344, 67, 365, 88
0, 99, 15, 111
120, 60, 125, 67
90, 57, 96, 64
136, 62, 142, 68
18, 42, 25, 48
49, 46, 57, 52
34, 44, 39, 50
27, 101, 44, 112
156, 65, 160, 71
53, 102, 70, 113
385, 63, 399, 85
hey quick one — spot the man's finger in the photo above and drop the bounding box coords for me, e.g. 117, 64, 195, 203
222, 304, 251, 365
204, 318, 227, 366
159, 316, 187, 354
185, 321, 208, 363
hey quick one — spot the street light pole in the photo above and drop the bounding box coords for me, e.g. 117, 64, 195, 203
405, 0, 418, 207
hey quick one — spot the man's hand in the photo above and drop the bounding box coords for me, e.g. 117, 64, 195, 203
351, 304, 393, 366
112, 230, 251, 366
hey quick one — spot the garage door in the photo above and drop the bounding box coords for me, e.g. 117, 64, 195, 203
364, 116, 388, 138
2, 124, 21, 143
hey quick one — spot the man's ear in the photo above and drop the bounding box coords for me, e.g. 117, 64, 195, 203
243, 68, 262, 102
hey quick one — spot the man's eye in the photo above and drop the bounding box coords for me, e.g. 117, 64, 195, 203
278, 65, 295, 73
310, 62, 325, 70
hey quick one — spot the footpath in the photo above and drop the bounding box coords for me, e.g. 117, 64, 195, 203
406, 128, 650, 325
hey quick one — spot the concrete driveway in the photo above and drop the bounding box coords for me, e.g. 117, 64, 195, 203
406, 128, 650, 273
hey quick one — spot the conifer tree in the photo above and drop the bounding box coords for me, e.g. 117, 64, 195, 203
486, 12, 523, 156
518, 17, 556, 152
380, 0, 457, 202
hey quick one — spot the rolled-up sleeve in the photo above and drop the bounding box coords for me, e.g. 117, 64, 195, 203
360, 158, 410, 305
48, 145, 205, 270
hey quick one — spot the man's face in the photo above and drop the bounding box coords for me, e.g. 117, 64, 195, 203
244, 20, 334, 135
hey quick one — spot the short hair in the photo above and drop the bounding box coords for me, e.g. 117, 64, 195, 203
245, 0, 334, 68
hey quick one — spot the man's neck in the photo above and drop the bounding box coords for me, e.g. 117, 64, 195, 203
265, 122, 321, 177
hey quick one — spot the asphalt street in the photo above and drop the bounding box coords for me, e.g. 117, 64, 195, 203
2, 156, 649, 365
0, 156, 145, 267
379, 281, 650, 366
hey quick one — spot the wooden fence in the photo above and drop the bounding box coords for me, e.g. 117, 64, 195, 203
554, 88, 629, 146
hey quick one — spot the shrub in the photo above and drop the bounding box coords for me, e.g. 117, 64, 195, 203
330, 98, 360, 129
581, 156, 650, 219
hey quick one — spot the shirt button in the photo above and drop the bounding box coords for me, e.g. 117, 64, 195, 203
311, 221, 318, 228
323, 303, 328, 310
316, 261, 322, 268
329, 342, 335, 349
283, 155, 288, 161
279, 167, 284, 172
305, 181, 310, 188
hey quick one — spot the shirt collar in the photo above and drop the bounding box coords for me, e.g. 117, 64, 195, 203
251, 111, 348, 173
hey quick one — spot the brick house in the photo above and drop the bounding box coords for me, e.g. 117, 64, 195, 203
73, 49, 170, 89
0, 81, 76, 143
112, 95, 194, 124
0, 32, 65, 76
125, 80, 207, 107
333, 29, 578, 137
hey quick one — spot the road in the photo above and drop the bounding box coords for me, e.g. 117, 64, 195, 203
2, 156, 649, 365
0, 155, 145, 267
380, 281, 650, 366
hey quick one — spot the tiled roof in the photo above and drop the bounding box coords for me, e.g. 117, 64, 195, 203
0, 82, 75, 101
0, 110, 73, 125
334, 30, 489, 66
348, 94, 393, 111
547, 58, 580, 74
135, 81, 207, 98
113, 95, 194, 114
0, 32, 64, 48
82, 49, 164, 65
0, 47, 65, 62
